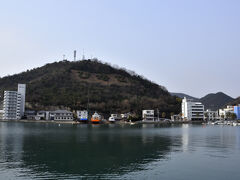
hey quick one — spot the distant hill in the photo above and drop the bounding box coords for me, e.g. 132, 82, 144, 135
199, 92, 234, 111
0, 59, 181, 117
172, 91, 236, 111
228, 97, 240, 106
171, 92, 199, 101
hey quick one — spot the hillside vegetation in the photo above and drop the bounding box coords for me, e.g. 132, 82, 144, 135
0, 59, 181, 117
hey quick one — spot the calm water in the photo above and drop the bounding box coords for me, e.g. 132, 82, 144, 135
0, 122, 240, 180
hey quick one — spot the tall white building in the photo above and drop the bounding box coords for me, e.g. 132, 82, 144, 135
18, 84, 26, 117
182, 97, 204, 121
3, 84, 26, 120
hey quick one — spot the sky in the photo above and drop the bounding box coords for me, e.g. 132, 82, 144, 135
0, 0, 240, 98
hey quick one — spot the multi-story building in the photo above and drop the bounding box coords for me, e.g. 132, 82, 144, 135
219, 106, 234, 119
3, 84, 26, 120
182, 97, 204, 121
3, 91, 21, 120
18, 84, 26, 117
204, 109, 218, 121
234, 105, 240, 120
142, 110, 154, 121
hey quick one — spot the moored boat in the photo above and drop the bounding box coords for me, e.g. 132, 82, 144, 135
91, 112, 101, 123
108, 116, 115, 123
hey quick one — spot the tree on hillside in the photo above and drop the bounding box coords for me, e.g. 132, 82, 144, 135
231, 113, 237, 120
226, 112, 232, 120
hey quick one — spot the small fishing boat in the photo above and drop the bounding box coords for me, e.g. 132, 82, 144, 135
91, 112, 101, 123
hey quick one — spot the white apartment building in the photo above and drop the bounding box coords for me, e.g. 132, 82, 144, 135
204, 109, 218, 121
219, 106, 234, 119
3, 84, 26, 120
182, 97, 204, 121
142, 110, 154, 121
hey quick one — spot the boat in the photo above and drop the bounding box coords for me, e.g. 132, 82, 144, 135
108, 116, 115, 123
91, 112, 101, 123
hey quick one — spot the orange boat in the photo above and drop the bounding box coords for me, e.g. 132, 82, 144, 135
91, 112, 101, 123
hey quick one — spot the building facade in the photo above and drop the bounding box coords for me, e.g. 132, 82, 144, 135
18, 84, 26, 117
182, 97, 204, 121
77, 110, 88, 121
51, 110, 73, 121
142, 110, 154, 121
204, 109, 218, 121
3, 91, 21, 120
234, 105, 240, 120
2, 84, 26, 120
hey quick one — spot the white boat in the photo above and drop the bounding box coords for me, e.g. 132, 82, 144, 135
108, 116, 115, 122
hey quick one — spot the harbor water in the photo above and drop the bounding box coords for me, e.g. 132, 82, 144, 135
0, 122, 240, 180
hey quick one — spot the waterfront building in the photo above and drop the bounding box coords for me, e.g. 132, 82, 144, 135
234, 105, 240, 120
25, 110, 36, 120
182, 97, 204, 121
77, 110, 88, 121
51, 110, 73, 121
18, 84, 26, 117
219, 106, 234, 119
142, 110, 154, 121
36, 111, 50, 120
204, 109, 218, 121
2, 84, 26, 120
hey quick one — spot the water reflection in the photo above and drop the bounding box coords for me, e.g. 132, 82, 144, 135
1, 122, 240, 180
0, 122, 176, 179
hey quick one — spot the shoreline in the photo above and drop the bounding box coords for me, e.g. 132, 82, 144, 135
0, 119, 200, 125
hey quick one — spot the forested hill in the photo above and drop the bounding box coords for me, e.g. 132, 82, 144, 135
0, 59, 181, 117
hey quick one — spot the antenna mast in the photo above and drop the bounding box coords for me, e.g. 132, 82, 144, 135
82, 49, 85, 60
74, 50, 77, 61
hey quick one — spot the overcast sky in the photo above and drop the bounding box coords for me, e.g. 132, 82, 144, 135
0, 0, 239, 98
